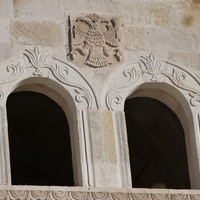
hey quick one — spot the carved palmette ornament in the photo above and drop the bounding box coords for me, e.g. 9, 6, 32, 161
68, 13, 123, 68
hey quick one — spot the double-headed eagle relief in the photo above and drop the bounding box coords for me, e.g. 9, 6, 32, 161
68, 14, 123, 68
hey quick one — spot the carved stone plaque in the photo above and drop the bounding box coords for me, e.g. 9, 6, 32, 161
67, 13, 123, 68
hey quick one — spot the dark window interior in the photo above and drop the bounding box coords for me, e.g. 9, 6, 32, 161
7, 91, 74, 186
125, 97, 190, 189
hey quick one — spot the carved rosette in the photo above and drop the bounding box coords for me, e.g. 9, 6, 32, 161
68, 13, 123, 68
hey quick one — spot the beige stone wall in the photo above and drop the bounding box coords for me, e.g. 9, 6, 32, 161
1, 0, 200, 69
1, 0, 200, 192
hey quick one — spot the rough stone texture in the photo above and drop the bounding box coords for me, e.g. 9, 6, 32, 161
0, 20, 11, 44
0, 44, 22, 63
124, 27, 199, 53
13, 0, 64, 22
0, 0, 13, 20
10, 20, 65, 46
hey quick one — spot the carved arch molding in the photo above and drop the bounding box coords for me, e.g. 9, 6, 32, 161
0, 46, 200, 111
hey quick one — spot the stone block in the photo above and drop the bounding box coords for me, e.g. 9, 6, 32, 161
13, 0, 64, 22
168, 52, 200, 71
147, 28, 199, 53
102, 111, 116, 164
124, 26, 199, 53
122, 2, 172, 27
63, 0, 122, 14
124, 27, 149, 51
172, 4, 200, 31
10, 20, 65, 46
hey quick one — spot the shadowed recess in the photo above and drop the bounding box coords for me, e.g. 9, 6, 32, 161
7, 91, 74, 186
125, 97, 190, 189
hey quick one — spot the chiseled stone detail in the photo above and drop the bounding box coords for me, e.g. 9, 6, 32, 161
23, 46, 98, 109
68, 13, 123, 68
0, 187, 199, 200
24, 46, 51, 76
103, 53, 200, 111
0, 46, 98, 109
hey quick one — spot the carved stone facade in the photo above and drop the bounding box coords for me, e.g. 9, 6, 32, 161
0, 0, 200, 199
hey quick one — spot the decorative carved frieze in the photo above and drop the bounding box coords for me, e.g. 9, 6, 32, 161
103, 53, 200, 110
0, 46, 98, 109
0, 187, 199, 200
68, 13, 123, 68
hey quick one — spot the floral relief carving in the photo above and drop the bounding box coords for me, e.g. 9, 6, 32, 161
0, 46, 98, 109
104, 53, 200, 110
23, 47, 98, 109
0, 189, 199, 200
24, 46, 51, 76
49, 63, 94, 109
2, 63, 26, 84
140, 53, 200, 107
140, 53, 164, 82
68, 13, 123, 68
163, 68, 200, 106
105, 63, 141, 110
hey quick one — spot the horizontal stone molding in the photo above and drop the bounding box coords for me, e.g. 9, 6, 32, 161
0, 186, 199, 200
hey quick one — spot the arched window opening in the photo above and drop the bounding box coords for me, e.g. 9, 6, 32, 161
125, 97, 190, 189
7, 91, 74, 186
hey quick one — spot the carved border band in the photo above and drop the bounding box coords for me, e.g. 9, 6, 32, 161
0, 188, 199, 200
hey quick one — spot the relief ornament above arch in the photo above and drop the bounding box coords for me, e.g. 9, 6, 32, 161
0, 46, 199, 112
0, 46, 98, 110
101, 53, 200, 111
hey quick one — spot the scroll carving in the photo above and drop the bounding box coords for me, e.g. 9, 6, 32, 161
68, 13, 123, 68
24, 47, 98, 109
105, 63, 141, 110
0, 189, 199, 200
140, 54, 200, 107
104, 53, 200, 110
49, 64, 93, 109
0, 63, 26, 85
0, 46, 98, 109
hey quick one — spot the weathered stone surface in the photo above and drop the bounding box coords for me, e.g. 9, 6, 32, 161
63, 0, 122, 14
10, 20, 65, 46
13, 0, 64, 22
0, 0, 13, 19
0, 20, 11, 44
0, 44, 22, 63
168, 52, 200, 70
124, 27, 199, 53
